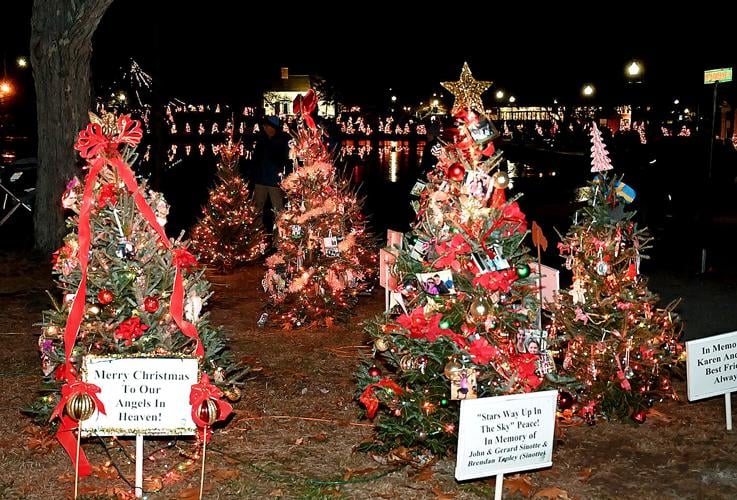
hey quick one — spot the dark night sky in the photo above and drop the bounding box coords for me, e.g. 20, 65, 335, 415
5, 1, 737, 109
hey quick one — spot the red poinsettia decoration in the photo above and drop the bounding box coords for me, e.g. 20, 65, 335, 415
114, 317, 149, 346
511, 353, 544, 392
396, 307, 462, 345
97, 183, 118, 206
472, 269, 517, 292
467, 337, 499, 365
434, 234, 471, 272
359, 378, 404, 419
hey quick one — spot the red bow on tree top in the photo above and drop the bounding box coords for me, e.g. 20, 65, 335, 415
74, 115, 143, 159
293, 89, 318, 129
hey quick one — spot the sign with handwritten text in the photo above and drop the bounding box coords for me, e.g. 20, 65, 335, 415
455, 390, 557, 481
80, 356, 198, 436
687, 331, 737, 400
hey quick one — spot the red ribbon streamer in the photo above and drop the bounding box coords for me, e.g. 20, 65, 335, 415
293, 89, 318, 129
359, 378, 404, 419
189, 373, 233, 443
50, 381, 106, 477
55, 116, 204, 472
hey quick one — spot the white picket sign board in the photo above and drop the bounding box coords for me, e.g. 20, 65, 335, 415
455, 390, 557, 481
80, 356, 198, 436
686, 331, 737, 401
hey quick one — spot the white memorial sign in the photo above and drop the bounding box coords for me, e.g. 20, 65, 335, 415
81, 356, 198, 436
686, 331, 737, 401
455, 390, 557, 481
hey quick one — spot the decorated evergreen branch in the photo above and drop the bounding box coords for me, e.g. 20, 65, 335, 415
356, 66, 547, 456
190, 139, 267, 271
548, 123, 683, 424
263, 90, 376, 328
29, 113, 247, 474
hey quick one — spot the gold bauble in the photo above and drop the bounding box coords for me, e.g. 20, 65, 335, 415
224, 386, 242, 402
444, 361, 463, 379
494, 171, 510, 189
374, 337, 391, 352
400, 354, 415, 371
197, 398, 219, 426
65, 392, 96, 422
469, 297, 489, 321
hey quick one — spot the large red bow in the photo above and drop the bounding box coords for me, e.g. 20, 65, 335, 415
293, 89, 318, 129
74, 115, 142, 159
189, 373, 233, 443
50, 380, 106, 477
359, 378, 404, 419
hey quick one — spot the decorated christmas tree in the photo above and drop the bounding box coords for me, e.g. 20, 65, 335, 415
549, 123, 682, 424
30, 113, 247, 475
263, 90, 375, 328
190, 139, 267, 271
356, 64, 547, 455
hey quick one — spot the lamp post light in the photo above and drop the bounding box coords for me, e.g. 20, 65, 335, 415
626, 60, 643, 80
582, 84, 595, 97
508, 95, 516, 104
495, 90, 504, 100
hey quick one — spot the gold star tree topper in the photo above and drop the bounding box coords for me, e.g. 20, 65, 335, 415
441, 62, 492, 115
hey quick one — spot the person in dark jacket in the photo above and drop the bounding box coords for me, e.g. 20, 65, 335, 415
251, 115, 292, 230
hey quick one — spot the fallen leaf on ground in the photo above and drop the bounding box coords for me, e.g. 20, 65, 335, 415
342, 466, 380, 481
431, 482, 456, 499
413, 466, 435, 482
578, 468, 593, 481
294, 437, 305, 445
212, 468, 240, 481
56, 472, 74, 483
178, 486, 210, 499
92, 464, 120, 480
504, 474, 534, 497
143, 477, 163, 492
648, 409, 673, 423
162, 470, 184, 486
311, 431, 329, 442
533, 486, 571, 499
269, 488, 284, 497
387, 446, 414, 464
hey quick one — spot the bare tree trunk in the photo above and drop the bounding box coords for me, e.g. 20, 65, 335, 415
30, 0, 113, 255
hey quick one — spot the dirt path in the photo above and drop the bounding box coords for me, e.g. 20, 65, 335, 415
2, 254, 737, 499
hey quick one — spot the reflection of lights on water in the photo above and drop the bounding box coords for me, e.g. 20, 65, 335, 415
506, 161, 517, 189
388, 141, 399, 183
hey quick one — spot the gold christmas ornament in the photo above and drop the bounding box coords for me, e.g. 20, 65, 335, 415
224, 386, 242, 402
65, 392, 96, 422
469, 297, 489, 321
374, 337, 390, 352
493, 171, 510, 189
400, 354, 415, 371
441, 62, 493, 115
444, 360, 463, 379
197, 398, 219, 426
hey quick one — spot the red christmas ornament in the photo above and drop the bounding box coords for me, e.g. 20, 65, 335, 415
447, 163, 465, 182
97, 289, 114, 305
558, 391, 574, 410
368, 366, 382, 377
631, 409, 647, 424
143, 296, 160, 313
